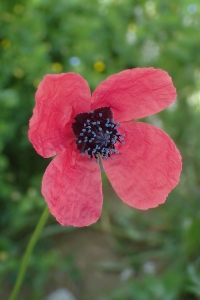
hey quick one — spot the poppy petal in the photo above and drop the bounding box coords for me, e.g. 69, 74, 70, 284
91, 68, 176, 122
28, 73, 91, 158
102, 122, 182, 209
41, 142, 103, 227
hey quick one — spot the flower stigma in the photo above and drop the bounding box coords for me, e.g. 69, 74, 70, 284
72, 107, 125, 162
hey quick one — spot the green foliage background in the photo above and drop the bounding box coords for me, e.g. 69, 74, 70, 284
1, 0, 200, 299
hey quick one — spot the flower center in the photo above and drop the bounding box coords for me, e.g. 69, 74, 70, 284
72, 107, 125, 162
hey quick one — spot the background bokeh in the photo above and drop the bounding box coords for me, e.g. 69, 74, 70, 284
1, 0, 200, 299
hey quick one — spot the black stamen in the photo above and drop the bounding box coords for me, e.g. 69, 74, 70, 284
72, 107, 125, 161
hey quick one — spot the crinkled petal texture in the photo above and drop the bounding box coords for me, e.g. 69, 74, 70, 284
102, 122, 182, 209
92, 68, 176, 122
42, 143, 103, 227
28, 73, 91, 158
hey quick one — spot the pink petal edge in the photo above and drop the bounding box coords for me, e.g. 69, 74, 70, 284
91, 68, 176, 122
102, 122, 182, 209
42, 142, 103, 227
29, 73, 91, 158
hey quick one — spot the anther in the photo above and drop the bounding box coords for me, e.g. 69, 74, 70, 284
72, 107, 125, 162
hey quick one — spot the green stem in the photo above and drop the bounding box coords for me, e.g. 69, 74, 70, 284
9, 206, 49, 300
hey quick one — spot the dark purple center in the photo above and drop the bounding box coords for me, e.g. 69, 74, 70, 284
72, 107, 125, 162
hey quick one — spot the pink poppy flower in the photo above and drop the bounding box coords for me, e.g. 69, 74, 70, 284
28, 68, 182, 227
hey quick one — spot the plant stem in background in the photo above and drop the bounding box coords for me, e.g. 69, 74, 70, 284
9, 206, 49, 300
